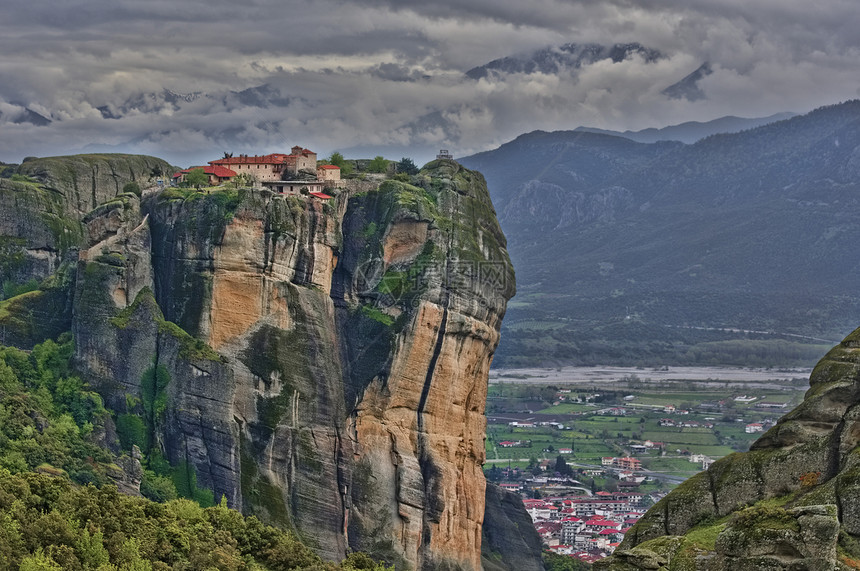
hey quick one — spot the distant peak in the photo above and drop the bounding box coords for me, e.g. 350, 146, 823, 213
662, 62, 713, 102
466, 42, 662, 80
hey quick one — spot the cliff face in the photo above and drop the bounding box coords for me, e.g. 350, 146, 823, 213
66, 160, 517, 570
336, 165, 515, 570
0, 154, 173, 347
597, 327, 860, 571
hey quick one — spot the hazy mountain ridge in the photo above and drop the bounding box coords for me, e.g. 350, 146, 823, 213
466, 42, 662, 79
573, 112, 797, 144
461, 100, 860, 367
0, 106, 52, 126
96, 86, 299, 120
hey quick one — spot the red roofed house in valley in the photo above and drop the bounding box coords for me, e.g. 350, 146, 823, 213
616, 457, 642, 471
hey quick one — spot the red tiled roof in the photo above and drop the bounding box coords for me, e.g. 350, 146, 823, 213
208, 165, 238, 178
175, 165, 237, 178
209, 153, 292, 166
319, 164, 340, 170
309, 191, 333, 199
585, 520, 618, 527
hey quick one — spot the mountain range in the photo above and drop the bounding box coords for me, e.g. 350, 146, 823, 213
461, 100, 860, 367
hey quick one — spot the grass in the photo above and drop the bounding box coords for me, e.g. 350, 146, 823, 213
360, 305, 395, 327
641, 431, 720, 445
631, 393, 732, 406
692, 446, 737, 457
0, 289, 42, 320
535, 403, 595, 414
645, 458, 703, 472
484, 375, 805, 490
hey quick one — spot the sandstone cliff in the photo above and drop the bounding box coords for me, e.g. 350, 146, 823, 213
597, 326, 860, 571
54, 159, 519, 570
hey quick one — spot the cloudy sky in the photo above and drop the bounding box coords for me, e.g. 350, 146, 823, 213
1, 0, 859, 166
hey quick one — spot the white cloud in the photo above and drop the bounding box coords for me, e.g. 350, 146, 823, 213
0, 0, 859, 165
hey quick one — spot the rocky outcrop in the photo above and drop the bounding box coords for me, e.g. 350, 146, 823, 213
482, 484, 544, 571
597, 326, 860, 570
18, 154, 173, 217
0, 155, 173, 347
66, 160, 518, 570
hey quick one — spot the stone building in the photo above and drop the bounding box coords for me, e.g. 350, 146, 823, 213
316, 164, 341, 183
208, 146, 318, 183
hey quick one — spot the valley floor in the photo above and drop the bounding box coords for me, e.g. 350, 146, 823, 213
490, 365, 811, 387
483, 368, 812, 564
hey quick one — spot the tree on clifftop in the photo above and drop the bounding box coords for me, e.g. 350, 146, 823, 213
368, 155, 388, 173
396, 157, 419, 175
185, 168, 208, 190
327, 152, 353, 176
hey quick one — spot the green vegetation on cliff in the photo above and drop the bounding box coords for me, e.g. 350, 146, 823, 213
0, 334, 392, 570
0, 471, 392, 570
0, 335, 113, 485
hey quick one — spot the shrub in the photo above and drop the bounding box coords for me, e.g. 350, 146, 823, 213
122, 181, 141, 196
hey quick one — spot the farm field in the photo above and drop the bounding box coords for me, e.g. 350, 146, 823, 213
484, 369, 807, 487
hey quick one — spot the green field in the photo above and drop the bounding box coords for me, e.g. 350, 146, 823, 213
641, 431, 720, 445
688, 445, 737, 457
483, 375, 805, 493
535, 403, 595, 414
644, 458, 703, 473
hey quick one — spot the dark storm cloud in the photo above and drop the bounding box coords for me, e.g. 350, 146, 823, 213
0, 0, 858, 165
